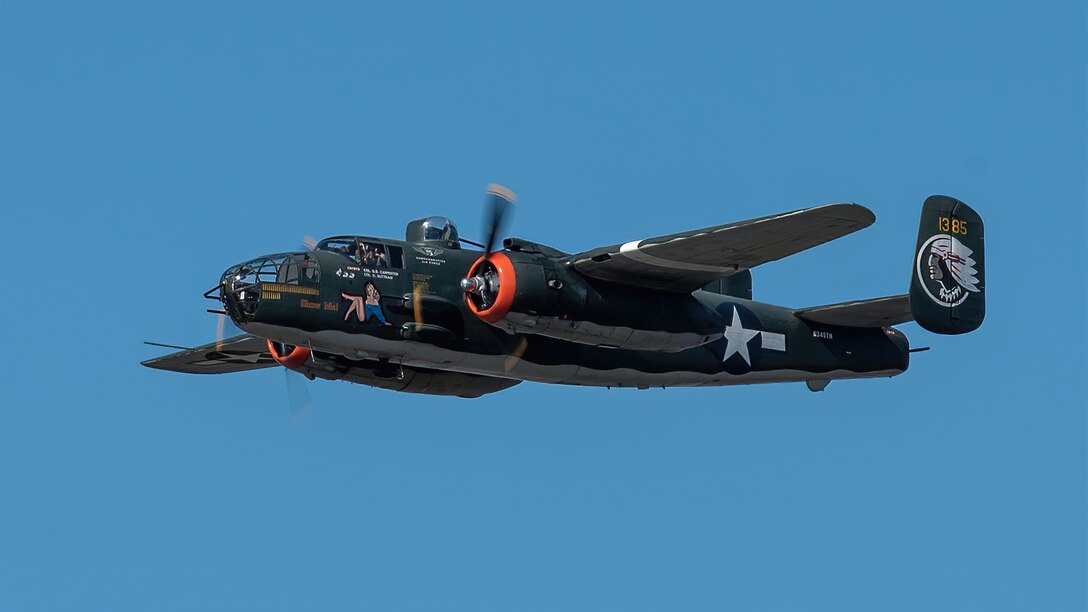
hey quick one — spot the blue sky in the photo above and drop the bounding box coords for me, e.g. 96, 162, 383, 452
1, 1, 1085, 610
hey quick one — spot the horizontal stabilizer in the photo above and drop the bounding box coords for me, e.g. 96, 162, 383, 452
795, 295, 912, 328
141, 334, 278, 374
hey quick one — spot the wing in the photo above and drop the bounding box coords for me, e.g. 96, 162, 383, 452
568, 203, 875, 292
141, 334, 278, 374
142, 335, 519, 397
794, 294, 912, 328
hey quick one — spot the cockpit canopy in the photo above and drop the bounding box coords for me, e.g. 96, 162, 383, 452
405, 216, 460, 249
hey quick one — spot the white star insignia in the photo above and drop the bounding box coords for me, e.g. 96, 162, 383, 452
722, 306, 760, 365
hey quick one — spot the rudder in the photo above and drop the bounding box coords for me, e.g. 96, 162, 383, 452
909, 195, 985, 334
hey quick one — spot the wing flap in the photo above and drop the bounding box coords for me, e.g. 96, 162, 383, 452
794, 295, 912, 328
141, 334, 278, 374
569, 203, 875, 292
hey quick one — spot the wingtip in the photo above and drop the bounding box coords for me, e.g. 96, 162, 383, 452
853, 203, 877, 226
824, 202, 877, 226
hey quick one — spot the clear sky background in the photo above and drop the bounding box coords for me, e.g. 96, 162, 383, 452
1, 2, 1085, 611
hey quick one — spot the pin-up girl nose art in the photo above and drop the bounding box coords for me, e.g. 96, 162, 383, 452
342, 282, 390, 325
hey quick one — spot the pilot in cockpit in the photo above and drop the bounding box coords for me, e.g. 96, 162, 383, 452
357, 243, 388, 268
372, 246, 388, 268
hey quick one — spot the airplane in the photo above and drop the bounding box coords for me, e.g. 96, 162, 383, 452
142, 186, 985, 398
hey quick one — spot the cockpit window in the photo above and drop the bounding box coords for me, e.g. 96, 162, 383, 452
358, 242, 385, 267
360, 241, 404, 268
318, 238, 360, 263
318, 237, 403, 269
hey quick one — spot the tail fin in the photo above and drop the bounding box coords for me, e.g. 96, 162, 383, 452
909, 195, 985, 334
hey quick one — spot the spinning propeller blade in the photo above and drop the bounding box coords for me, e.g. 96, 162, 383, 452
285, 368, 315, 421
483, 183, 516, 255
484, 184, 526, 372
504, 337, 529, 373
413, 285, 424, 326
214, 312, 227, 353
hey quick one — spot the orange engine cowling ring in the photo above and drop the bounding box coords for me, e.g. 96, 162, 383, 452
465, 252, 517, 324
266, 339, 311, 370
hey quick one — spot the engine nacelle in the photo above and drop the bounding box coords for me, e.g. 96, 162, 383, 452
267, 340, 311, 369
463, 252, 724, 352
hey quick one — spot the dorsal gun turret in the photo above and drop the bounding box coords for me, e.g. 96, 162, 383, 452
406, 216, 461, 249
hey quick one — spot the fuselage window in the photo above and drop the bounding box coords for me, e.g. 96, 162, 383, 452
387, 246, 404, 268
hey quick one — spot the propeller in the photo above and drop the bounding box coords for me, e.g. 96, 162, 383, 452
214, 312, 227, 353
483, 183, 516, 255
413, 285, 425, 326
462, 183, 517, 309
278, 236, 322, 420
504, 336, 529, 373
480, 184, 529, 373
285, 368, 315, 421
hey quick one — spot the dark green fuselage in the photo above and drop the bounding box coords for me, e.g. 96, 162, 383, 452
224, 236, 909, 390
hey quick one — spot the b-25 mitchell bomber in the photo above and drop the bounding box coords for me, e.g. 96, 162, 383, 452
143, 187, 985, 398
